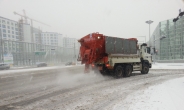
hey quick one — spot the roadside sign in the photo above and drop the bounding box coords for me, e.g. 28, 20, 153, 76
35, 51, 46, 55
4, 54, 13, 64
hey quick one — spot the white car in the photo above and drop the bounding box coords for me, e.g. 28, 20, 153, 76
36, 62, 47, 67
0, 63, 10, 70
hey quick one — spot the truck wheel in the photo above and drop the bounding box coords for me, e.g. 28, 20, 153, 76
141, 64, 149, 74
100, 70, 106, 76
125, 65, 132, 77
115, 65, 124, 78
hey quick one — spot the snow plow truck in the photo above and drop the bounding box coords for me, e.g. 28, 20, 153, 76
78, 32, 152, 78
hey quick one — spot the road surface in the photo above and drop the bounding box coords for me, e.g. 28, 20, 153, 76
0, 66, 184, 110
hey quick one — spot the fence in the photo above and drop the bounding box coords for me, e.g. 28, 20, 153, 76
0, 39, 79, 66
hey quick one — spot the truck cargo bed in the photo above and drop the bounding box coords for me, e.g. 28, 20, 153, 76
105, 36, 137, 54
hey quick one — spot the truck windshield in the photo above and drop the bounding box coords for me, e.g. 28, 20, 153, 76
146, 47, 150, 54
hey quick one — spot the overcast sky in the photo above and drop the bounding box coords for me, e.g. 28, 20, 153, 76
0, 0, 183, 41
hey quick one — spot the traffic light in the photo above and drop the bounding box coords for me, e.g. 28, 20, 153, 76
155, 50, 158, 55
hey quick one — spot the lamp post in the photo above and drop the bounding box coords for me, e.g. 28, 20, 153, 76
146, 20, 153, 46
173, 9, 184, 22
153, 35, 166, 63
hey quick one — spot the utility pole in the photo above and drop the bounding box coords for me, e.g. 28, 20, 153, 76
29, 19, 34, 44
0, 29, 4, 63
74, 43, 76, 64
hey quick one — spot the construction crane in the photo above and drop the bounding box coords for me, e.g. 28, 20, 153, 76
13, 10, 51, 42
13, 11, 51, 27
22, 9, 28, 24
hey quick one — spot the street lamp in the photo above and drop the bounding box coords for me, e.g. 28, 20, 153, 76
153, 35, 166, 63
173, 9, 184, 22
145, 20, 153, 46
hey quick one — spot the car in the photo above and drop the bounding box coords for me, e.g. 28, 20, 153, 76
65, 62, 73, 66
36, 62, 47, 67
0, 63, 10, 70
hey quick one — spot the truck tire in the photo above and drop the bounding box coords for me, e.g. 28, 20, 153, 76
125, 65, 132, 77
141, 64, 149, 74
115, 65, 124, 78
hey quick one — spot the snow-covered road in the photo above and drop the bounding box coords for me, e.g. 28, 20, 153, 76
114, 77, 184, 110
0, 63, 184, 110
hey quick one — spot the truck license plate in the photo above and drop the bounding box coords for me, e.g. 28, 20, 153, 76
98, 67, 102, 70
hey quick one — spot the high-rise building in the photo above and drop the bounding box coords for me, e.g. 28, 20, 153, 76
62, 37, 80, 60
40, 32, 63, 47
0, 16, 19, 41
150, 16, 184, 61
63, 37, 77, 48
33, 28, 42, 44
0, 16, 21, 53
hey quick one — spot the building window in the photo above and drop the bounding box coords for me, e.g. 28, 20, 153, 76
2, 25, 6, 28
2, 20, 5, 24
16, 32, 18, 35
11, 22, 14, 25
12, 31, 14, 34
15, 28, 18, 31
12, 35, 14, 38
3, 29, 6, 33
16, 36, 19, 39
3, 34, 6, 37
7, 21, 9, 24
50, 34, 53, 36
8, 35, 10, 37
8, 26, 10, 29
12, 27, 14, 30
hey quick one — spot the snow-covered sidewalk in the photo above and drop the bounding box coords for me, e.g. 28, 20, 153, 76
152, 63, 184, 69
0, 65, 83, 75
114, 77, 184, 110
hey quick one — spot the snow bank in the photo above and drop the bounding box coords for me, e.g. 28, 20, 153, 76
114, 77, 184, 110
